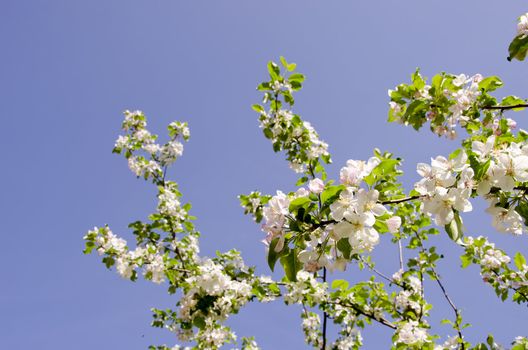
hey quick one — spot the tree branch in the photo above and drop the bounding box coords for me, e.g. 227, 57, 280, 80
381, 195, 422, 205
322, 267, 328, 350
327, 300, 397, 330
481, 104, 528, 111
432, 268, 465, 350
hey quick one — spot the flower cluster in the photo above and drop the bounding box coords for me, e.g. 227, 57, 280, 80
113, 110, 189, 181
328, 303, 363, 350
86, 50, 528, 349
462, 236, 528, 304
467, 135, 528, 235
445, 74, 483, 135
238, 191, 271, 224
414, 151, 473, 226
174, 259, 254, 348
283, 271, 327, 306
330, 186, 386, 253
395, 320, 430, 346
301, 311, 322, 348
388, 70, 506, 139
253, 58, 330, 175
257, 109, 330, 173
84, 226, 167, 283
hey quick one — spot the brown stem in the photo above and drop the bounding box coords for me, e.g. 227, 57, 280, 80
481, 104, 528, 111
322, 267, 328, 350
327, 300, 397, 330
432, 268, 465, 350
381, 195, 422, 205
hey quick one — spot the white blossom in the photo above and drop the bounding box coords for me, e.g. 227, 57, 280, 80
308, 178, 325, 194
340, 157, 380, 187
518, 13, 528, 37
396, 320, 429, 345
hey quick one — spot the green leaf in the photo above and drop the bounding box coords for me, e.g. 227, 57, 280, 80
193, 316, 206, 329
404, 100, 427, 130
514, 200, 528, 226
478, 76, 503, 92
445, 212, 464, 245
412, 69, 425, 90
267, 237, 282, 272
289, 197, 311, 212
469, 155, 490, 181
486, 334, 495, 347
501, 95, 526, 110
331, 279, 349, 290
83, 241, 95, 254
321, 185, 344, 204
296, 176, 309, 186
512, 344, 527, 350
279, 56, 296, 71
514, 252, 527, 270
280, 249, 299, 282
337, 238, 352, 259
267, 61, 280, 80
251, 104, 264, 113
508, 34, 528, 61
460, 254, 472, 268
288, 73, 305, 83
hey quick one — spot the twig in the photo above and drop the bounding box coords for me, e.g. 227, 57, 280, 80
381, 195, 422, 205
358, 256, 403, 287
432, 267, 465, 350
327, 300, 396, 330
398, 240, 404, 271
322, 267, 328, 350
481, 104, 528, 111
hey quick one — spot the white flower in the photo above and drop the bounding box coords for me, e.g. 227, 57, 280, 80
472, 136, 495, 161
386, 216, 402, 233
144, 253, 165, 284
490, 152, 528, 192
160, 140, 184, 164
486, 200, 523, 235
330, 188, 356, 221
114, 135, 128, 149
333, 213, 379, 252
355, 189, 386, 217
116, 257, 135, 279
289, 161, 306, 173
143, 143, 161, 154
518, 13, 528, 37
340, 157, 380, 187
396, 320, 429, 345
394, 290, 420, 312
308, 178, 325, 194
262, 191, 290, 236
422, 187, 472, 226
481, 248, 511, 269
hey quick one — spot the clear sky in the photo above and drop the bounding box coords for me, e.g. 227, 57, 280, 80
2, 1, 528, 349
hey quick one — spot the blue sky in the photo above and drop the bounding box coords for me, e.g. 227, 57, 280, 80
2, 1, 527, 349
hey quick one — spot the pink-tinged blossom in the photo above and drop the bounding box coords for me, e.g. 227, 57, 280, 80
339, 157, 380, 187
262, 191, 290, 241
386, 216, 402, 233
518, 13, 528, 37
308, 178, 325, 194
481, 248, 511, 269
